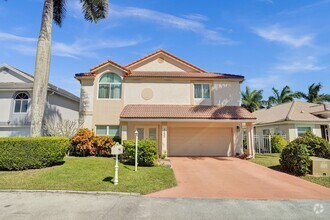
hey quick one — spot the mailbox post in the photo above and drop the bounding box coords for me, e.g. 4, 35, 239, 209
111, 142, 124, 185
135, 130, 138, 172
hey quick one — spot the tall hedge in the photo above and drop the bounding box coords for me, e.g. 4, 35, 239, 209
121, 140, 158, 166
0, 137, 69, 170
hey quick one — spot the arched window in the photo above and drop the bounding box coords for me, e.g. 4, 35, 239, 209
98, 72, 122, 99
14, 92, 29, 113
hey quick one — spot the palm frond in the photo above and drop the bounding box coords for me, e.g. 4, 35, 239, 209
53, 0, 67, 26
81, 0, 109, 23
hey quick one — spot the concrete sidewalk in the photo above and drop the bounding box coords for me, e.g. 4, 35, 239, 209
0, 191, 329, 220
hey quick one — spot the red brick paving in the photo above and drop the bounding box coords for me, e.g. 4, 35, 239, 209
147, 157, 330, 199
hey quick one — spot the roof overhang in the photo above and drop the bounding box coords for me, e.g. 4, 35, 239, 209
120, 118, 256, 123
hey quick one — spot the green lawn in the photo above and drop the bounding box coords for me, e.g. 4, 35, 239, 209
251, 153, 330, 188
0, 157, 176, 194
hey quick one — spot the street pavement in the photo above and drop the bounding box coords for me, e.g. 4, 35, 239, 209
0, 191, 329, 220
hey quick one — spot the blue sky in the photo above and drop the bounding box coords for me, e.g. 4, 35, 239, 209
0, 0, 329, 98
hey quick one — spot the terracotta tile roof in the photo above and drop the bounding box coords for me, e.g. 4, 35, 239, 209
125, 71, 244, 80
89, 59, 129, 72
120, 105, 256, 120
125, 49, 206, 72
253, 101, 330, 125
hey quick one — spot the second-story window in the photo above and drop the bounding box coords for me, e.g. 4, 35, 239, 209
98, 72, 122, 99
14, 92, 29, 113
194, 84, 210, 99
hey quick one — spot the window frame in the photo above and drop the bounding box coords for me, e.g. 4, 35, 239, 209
194, 83, 210, 99
95, 125, 120, 137
135, 126, 158, 141
97, 72, 122, 100
297, 126, 312, 137
13, 92, 29, 114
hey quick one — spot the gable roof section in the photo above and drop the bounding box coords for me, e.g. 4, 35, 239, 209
253, 101, 330, 125
0, 64, 79, 102
89, 59, 129, 73
121, 105, 256, 120
125, 49, 206, 72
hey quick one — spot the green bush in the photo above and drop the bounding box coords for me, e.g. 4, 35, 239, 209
280, 143, 310, 176
0, 137, 69, 171
112, 136, 121, 143
121, 140, 158, 166
292, 131, 330, 159
271, 135, 288, 153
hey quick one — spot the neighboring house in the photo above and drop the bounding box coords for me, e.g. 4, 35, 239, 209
0, 64, 80, 137
75, 49, 256, 157
253, 101, 330, 142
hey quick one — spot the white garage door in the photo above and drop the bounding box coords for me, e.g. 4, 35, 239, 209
168, 127, 232, 156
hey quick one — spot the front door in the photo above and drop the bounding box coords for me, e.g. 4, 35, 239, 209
136, 127, 158, 140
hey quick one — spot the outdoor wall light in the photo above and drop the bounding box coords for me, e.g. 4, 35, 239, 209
236, 126, 240, 132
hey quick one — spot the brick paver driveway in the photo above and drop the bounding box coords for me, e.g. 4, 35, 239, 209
147, 157, 330, 199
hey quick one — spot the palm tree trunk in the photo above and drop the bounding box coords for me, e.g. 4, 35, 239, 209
30, 0, 54, 137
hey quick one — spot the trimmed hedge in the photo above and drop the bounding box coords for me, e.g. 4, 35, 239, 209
280, 143, 310, 176
271, 135, 287, 153
0, 137, 69, 171
121, 140, 158, 166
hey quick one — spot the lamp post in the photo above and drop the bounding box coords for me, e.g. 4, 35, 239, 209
135, 130, 138, 171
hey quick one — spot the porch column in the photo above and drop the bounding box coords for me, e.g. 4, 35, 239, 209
121, 124, 127, 144
246, 122, 255, 158
161, 125, 168, 157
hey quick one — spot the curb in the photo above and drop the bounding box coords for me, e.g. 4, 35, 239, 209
0, 189, 140, 196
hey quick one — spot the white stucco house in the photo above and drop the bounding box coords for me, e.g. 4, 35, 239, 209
75, 49, 256, 157
0, 64, 80, 137
253, 101, 330, 142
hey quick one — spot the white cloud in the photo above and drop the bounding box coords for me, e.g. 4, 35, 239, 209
253, 25, 313, 47
275, 56, 326, 73
245, 75, 283, 90
0, 31, 146, 59
110, 5, 235, 45
0, 32, 37, 43
183, 14, 208, 21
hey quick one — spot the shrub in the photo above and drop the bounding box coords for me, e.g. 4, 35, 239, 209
271, 135, 287, 153
92, 136, 115, 157
0, 137, 69, 171
121, 140, 158, 166
71, 128, 94, 156
280, 143, 310, 176
292, 131, 330, 159
112, 136, 121, 143
71, 128, 116, 157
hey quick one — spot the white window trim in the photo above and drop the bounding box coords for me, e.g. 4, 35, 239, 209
134, 126, 158, 141
13, 92, 30, 114
193, 83, 211, 99
97, 72, 122, 100
95, 125, 120, 136
295, 125, 313, 137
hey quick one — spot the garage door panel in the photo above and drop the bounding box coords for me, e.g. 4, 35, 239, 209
168, 127, 232, 156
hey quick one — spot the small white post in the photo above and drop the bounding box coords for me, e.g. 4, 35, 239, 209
114, 154, 119, 185
135, 130, 138, 172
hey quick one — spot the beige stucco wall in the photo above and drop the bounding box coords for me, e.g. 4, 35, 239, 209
131, 54, 197, 72
124, 80, 191, 105
47, 93, 79, 121
255, 123, 324, 142
0, 68, 31, 83
91, 66, 125, 128
214, 81, 240, 106
0, 91, 15, 122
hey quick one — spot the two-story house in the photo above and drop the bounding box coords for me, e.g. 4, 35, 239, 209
75, 50, 256, 157
0, 64, 80, 136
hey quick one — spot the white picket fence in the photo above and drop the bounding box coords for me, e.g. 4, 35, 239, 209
253, 135, 287, 154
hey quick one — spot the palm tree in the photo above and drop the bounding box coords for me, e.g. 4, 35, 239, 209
30, 0, 109, 137
241, 87, 264, 112
267, 86, 296, 106
295, 83, 330, 104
